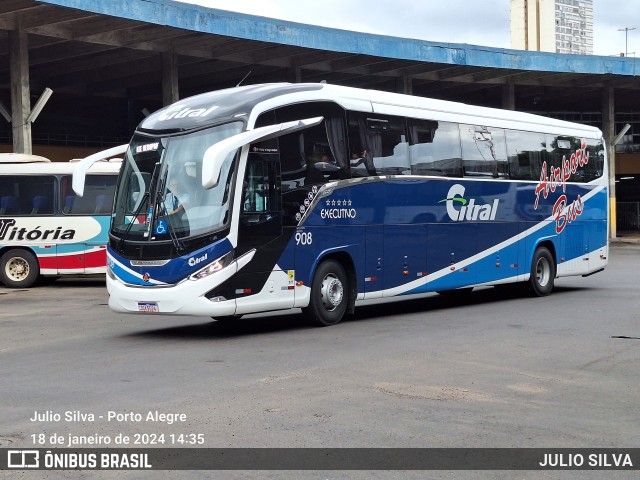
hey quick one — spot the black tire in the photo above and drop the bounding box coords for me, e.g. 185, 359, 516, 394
529, 246, 556, 297
0, 249, 40, 288
303, 259, 348, 327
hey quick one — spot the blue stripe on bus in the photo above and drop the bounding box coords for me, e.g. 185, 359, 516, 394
108, 237, 234, 286
287, 178, 607, 296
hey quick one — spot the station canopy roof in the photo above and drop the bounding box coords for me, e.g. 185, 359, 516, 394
1, 0, 639, 144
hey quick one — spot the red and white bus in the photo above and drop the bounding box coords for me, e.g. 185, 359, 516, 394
0, 152, 121, 287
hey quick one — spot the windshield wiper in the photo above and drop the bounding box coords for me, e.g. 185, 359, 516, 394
154, 181, 185, 253
118, 191, 149, 253
165, 217, 185, 253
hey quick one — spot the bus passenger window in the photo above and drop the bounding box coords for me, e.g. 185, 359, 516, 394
583, 139, 605, 181
546, 134, 603, 183
506, 130, 546, 181
61, 175, 117, 215
31, 195, 51, 215
408, 120, 462, 177
63, 195, 75, 214
1, 175, 55, 216
348, 114, 409, 177
0, 195, 18, 215
278, 132, 307, 191
302, 123, 346, 185
460, 125, 507, 178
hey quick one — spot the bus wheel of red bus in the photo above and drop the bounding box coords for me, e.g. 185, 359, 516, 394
303, 259, 348, 327
529, 246, 555, 297
0, 249, 40, 288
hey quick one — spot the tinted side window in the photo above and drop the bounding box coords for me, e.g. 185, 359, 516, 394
0, 175, 55, 216
272, 102, 348, 187
348, 114, 410, 177
584, 138, 605, 181
408, 120, 462, 177
255, 102, 348, 227
506, 130, 547, 181
61, 174, 116, 215
460, 125, 507, 178
547, 135, 604, 183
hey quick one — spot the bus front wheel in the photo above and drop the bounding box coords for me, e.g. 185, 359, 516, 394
0, 249, 40, 288
529, 246, 555, 297
303, 259, 348, 327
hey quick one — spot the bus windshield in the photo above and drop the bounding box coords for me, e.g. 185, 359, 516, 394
111, 121, 243, 242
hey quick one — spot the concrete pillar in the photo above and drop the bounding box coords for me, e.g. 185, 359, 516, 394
602, 84, 616, 238
397, 76, 412, 95
162, 51, 179, 106
9, 30, 31, 154
286, 67, 302, 84
501, 80, 515, 110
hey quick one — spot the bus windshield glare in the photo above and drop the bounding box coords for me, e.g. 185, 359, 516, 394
111, 121, 243, 242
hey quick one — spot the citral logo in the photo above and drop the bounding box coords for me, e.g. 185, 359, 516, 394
439, 184, 499, 222
188, 253, 208, 267
158, 104, 218, 121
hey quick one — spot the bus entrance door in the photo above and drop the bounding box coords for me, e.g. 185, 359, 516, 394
233, 154, 294, 314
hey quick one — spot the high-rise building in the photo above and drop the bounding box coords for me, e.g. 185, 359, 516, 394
510, 0, 593, 55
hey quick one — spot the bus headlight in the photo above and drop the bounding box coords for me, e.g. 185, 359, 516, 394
106, 263, 116, 280
189, 251, 234, 281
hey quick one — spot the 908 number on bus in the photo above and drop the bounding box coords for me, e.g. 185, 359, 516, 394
295, 232, 313, 245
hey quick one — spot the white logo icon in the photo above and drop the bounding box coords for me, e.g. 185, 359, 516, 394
7, 450, 39, 468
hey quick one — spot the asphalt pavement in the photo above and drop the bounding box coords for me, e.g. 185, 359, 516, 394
1, 243, 639, 479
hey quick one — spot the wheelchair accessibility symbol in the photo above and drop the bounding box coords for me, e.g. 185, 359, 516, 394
155, 220, 167, 234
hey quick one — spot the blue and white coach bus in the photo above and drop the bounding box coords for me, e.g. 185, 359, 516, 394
73, 83, 608, 326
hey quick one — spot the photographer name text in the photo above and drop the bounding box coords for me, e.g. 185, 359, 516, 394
31, 410, 186, 425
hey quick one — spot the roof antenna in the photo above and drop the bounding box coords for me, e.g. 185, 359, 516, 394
236, 70, 252, 87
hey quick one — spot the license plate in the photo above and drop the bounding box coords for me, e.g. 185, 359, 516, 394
137, 302, 159, 313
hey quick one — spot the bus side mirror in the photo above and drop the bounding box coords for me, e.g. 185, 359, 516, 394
73, 143, 128, 196
202, 116, 323, 189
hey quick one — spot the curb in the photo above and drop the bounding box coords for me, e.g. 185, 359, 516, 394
611, 237, 640, 244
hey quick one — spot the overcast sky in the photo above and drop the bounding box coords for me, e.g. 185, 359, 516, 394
176, 0, 640, 57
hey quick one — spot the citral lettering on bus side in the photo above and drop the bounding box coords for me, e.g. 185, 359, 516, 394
441, 184, 499, 222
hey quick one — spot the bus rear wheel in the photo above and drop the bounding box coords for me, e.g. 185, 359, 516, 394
303, 259, 348, 327
0, 249, 40, 288
529, 246, 555, 297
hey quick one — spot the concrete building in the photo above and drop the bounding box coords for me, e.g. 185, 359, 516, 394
511, 0, 593, 55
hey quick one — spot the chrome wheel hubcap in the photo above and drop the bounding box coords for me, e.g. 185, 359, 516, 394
536, 257, 550, 287
320, 274, 343, 311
